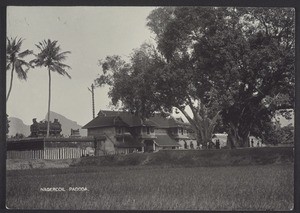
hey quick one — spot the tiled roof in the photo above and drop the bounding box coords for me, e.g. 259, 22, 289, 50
98, 110, 130, 117
85, 110, 190, 129
119, 114, 144, 127
149, 114, 190, 128
114, 138, 145, 148
82, 116, 128, 129
154, 135, 180, 147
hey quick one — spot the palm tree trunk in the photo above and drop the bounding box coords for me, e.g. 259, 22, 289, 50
6, 63, 15, 102
47, 68, 51, 138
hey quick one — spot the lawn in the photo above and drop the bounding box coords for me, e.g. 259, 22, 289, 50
6, 164, 294, 210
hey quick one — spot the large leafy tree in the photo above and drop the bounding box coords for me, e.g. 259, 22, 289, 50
30, 40, 71, 137
6, 37, 33, 102
95, 43, 168, 118
96, 41, 222, 146
145, 7, 236, 146
96, 7, 294, 148
146, 7, 295, 148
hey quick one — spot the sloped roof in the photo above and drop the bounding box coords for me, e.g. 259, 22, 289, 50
114, 138, 145, 148
154, 135, 180, 147
82, 116, 128, 129
99, 110, 157, 127
85, 110, 190, 129
83, 115, 156, 129
149, 114, 190, 128
98, 110, 132, 117
118, 114, 149, 127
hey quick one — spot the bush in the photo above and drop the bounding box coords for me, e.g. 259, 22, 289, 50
73, 147, 294, 167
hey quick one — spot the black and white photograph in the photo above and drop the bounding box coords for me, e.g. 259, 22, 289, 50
5, 5, 295, 210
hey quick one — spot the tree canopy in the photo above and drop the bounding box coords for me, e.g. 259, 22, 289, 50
6, 37, 33, 102
96, 7, 295, 148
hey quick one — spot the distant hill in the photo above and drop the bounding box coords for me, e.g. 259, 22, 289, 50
45, 111, 87, 137
8, 111, 87, 137
8, 117, 30, 137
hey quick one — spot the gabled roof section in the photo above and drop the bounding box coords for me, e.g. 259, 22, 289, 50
98, 110, 130, 117
87, 110, 191, 129
98, 110, 157, 127
119, 114, 144, 127
84, 111, 157, 129
82, 116, 128, 129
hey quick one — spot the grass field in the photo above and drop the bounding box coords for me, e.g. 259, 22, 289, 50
6, 163, 294, 210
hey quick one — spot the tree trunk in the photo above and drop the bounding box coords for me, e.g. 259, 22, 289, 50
178, 107, 220, 148
47, 69, 51, 138
195, 129, 204, 147
228, 122, 250, 148
227, 130, 236, 149
6, 63, 15, 102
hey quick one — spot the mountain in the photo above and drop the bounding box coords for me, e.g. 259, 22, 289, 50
8, 111, 87, 137
45, 111, 87, 137
8, 117, 30, 137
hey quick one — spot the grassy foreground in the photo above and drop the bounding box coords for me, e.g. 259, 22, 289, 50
6, 164, 293, 210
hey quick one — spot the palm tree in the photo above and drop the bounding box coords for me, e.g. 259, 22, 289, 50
6, 37, 33, 102
31, 39, 71, 137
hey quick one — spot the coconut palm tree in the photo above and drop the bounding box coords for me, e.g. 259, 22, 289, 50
31, 39, 71, 137
6, 37, 33, 102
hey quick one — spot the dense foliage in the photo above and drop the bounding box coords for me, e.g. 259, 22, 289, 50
263, 123, 294, 145
96, 7, 295, 147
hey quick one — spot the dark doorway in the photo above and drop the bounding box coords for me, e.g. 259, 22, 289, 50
144, 140, 154, 152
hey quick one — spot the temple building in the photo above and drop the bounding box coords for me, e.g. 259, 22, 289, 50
29, 118, 62, 137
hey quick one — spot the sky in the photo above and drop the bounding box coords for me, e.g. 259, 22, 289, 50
7, 6, 157, 126
6, 6, 294, 128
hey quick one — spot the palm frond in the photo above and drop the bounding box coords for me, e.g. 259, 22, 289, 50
33, 39, 72, 80
12, 38, 23, 55
49, 63, 71, 79
6, 37, 32, 80
54, 62, 71, 69
6, 37, 11, 52
18, 49, 33, 58
53, 51, 71, 61
15, 59, 29, 80
6, 62, 11, 71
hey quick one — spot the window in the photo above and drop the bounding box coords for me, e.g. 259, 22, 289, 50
115, 127, 122, 134
147, 127, 150, 134
150, 127, 154, 133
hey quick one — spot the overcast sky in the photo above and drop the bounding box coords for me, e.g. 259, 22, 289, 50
7, 6, 156, 126
6, 6, 293, 128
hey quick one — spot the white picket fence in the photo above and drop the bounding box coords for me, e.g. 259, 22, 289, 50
7, 148, 89, 160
